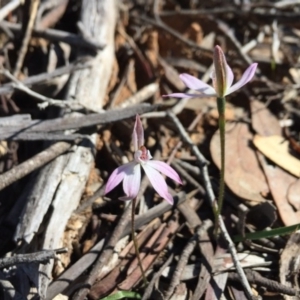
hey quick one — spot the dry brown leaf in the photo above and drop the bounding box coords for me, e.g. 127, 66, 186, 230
258, 153, 300, 226
287, 179, 300, 211
183, 22, 203, 45
210, 123, 268, 203
250, 99, 281, 136
253, 135, 300, 177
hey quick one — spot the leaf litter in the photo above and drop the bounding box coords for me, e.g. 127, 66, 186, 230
0, 0, 300, 300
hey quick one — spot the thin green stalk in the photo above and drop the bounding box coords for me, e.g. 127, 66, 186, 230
131, 198, 147, 286
216, 97, 226, 219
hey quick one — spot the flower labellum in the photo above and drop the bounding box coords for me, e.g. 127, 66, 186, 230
105, 115, 182, 204
164, 45, 257, 99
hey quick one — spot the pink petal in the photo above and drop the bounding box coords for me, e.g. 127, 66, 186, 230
163, 93, 213, 98
225, 64, 234, 91
133, 115, 144, 151
120, 163, 141, 200
226, 63, 258, 95
132, 128, 138, 151
105, 162, 135, 195
142, 164, 174, 205
147, 160, 182, 184
180, 73, 216, 95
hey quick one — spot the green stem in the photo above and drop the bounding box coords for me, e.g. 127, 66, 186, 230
216, 97, 226, 218
131, 198, 147, 286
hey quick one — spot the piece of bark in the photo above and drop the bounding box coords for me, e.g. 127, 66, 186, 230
38, 142, 95, 297
13, 0, 117, 298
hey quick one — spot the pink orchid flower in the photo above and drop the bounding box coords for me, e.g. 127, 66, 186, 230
105, 115, 182, 204
164, 45, 257, 99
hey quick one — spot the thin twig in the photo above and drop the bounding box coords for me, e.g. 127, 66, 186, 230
136, 15, 211, 58
167, 111, 255, 300
0, 248, 67, 269
229, 270, 300, 297
0, 59, 92, 96
164, 226, 201, 299
0, 69, 83, 109
0, 20, 104, 51
192, 220, 214, 300
142, 254, 174, 300
13, 0, 41, 77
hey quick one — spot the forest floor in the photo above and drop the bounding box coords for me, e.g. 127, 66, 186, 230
0, 0, 300, 299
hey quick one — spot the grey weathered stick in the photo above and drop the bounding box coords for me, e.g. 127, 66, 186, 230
0, 0, 22, 21
164, 227, 201, 299
0, 104, 157, 140
0, 59, 91, 96
0, 248, 67, 269
13, 0, 40, 77
142, 254, 174, 300
0, 141, 72, 191
1, 68, 77, 109
167, 112, 255, 300
192, 220, 214, 300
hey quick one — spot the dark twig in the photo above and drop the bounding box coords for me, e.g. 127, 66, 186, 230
229, 270, 300, 297
142, 254, 174, 300
192, 220, 214, 300
164, 226, 202, 299
136, 15, 211, 58
0, 20, 104, 51
0, 59, 91, 96
0, 248, 67, 269
13, 0, 40, 77
1, 69, 81, 109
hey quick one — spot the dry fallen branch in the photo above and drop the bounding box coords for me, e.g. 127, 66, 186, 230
0, 104, 157, 140
0, 59, 92, 96
13, 0, 40, 77
0, 248, 67, 269
0, 141, 73, 191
